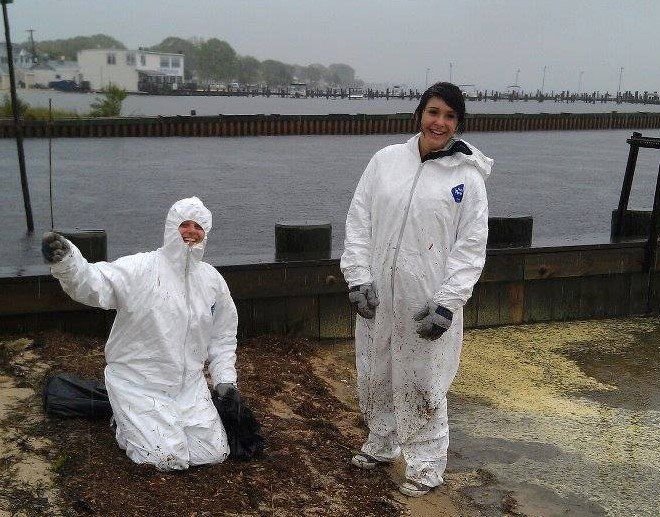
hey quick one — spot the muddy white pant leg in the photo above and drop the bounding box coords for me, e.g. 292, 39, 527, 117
361, 429, 401, 461
356, 316, 400, 459
186, 417, 229, 466
105, 369, 190, 471
179, 377, 230, 466
401, 395, 449, 487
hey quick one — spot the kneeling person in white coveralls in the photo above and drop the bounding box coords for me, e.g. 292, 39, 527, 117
42, 197, 238, 471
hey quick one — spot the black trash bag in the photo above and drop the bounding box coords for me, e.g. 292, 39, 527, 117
43, 372, 113, 420
211, 387, 264, 460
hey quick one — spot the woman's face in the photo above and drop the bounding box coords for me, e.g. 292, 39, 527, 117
418, 96, 458, 153
178, 220, 205, 246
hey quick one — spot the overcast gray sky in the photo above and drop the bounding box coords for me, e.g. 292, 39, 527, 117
8, 0, 660, 92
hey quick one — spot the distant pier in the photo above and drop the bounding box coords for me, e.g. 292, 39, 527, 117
143, 87, 660, 106
1, 111, 659, 139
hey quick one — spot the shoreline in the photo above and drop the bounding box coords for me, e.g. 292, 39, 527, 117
1, 111, 658, 139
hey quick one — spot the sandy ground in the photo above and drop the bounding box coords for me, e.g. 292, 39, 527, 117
1, 316, 658, 516
0, 339, 64, 516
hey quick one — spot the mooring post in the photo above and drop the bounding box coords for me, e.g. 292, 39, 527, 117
613, 132, 642, 240
2, 0, 34, 233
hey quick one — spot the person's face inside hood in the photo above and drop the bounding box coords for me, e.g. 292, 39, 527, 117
163, 197, 212, 264
178, 220, 205, 246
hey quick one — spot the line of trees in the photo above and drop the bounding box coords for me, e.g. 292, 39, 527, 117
36, 34, 126, 60
36, 34, 360, 88
150, 36, 359, 87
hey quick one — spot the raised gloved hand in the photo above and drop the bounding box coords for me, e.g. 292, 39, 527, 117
41, 232, 71, 263
413, 302, 453, 340
215, 382, 238, 400
349, 283, 380, 319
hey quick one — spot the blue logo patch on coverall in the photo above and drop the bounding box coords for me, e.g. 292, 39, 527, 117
451, 184, 464, 203
210, 303, 216, 315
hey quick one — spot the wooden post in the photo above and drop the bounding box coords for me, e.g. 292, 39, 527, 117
2, 0, 34, 232
613, 132, 642, 239
645, 163, 660, 312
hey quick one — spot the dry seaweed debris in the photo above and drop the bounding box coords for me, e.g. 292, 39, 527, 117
3, 331, 404, 516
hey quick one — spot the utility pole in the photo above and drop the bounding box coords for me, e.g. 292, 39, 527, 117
2, 0, 34, 232
25, 26, 36, 64
449, 62, 453, 83
578, 70, 584, 93
617, 67, 624, 96
514, 68, 520, 86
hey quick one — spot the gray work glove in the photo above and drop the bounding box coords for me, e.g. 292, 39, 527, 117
214, 382, 238, 399
348, 283, 380, 319
413, 302, 453, 340
41, 232, 71, 263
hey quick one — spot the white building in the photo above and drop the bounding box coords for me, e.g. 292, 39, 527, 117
0, 46, 34, 69
19, 60, 80, 89
0, 46, 35, 89
78, 49, 184, 92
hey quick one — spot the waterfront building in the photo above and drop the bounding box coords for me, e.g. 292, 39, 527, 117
0, 46, 35, 89
16, 59, 80, 89
0, 43, 81, 89
78, 49, 184, 92
0, 46, 34, 70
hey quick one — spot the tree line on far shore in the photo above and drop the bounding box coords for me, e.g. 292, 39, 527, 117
35, 34, 361, 87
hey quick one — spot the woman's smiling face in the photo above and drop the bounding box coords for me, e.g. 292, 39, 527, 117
418, 96, 458, 156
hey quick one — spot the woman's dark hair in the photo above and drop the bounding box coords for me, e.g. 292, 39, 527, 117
413, 82, 466, 132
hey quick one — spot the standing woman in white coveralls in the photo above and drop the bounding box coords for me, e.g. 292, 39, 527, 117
341, 82, 492, 496
42, 197, 239, 471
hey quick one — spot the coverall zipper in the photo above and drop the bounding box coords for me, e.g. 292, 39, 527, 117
181, 247, 192, 389
390, 162, 425, 302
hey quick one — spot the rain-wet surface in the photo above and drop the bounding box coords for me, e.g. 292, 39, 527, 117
311, 316, 659, 515
448, 317, 660, 516
562, 325, 660, 411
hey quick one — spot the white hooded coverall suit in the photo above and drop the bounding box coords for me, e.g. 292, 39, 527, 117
341, 134, 492, 486
51, 197, 238, 470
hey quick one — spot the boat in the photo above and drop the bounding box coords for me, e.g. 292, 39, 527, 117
289, 82, 307, 98
348, 87, 364, 99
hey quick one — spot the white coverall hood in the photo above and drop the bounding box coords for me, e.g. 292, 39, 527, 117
162, 196, 213, 265
341, 134, 491, 487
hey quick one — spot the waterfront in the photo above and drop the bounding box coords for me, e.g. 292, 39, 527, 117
1, 129, 659, 269
15, 90, 660, 117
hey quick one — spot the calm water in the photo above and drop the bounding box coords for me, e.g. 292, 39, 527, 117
17, 89, 660, 116
1, 129, 659, 269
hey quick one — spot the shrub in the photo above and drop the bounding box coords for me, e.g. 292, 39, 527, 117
0, 95, 79, 120
89, 85, 128, 117
0, 94, 29, 118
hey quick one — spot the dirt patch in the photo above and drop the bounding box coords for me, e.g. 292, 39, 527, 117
1, 332, 405, 516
